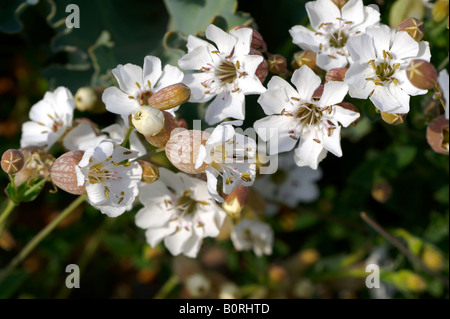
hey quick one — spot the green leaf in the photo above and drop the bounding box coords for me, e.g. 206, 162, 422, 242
0, 270, 29, 298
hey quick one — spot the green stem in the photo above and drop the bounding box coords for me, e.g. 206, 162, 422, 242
438, 56, 449, 71
129, 148, 163, 163
154, 275, 179, 299
120, 127, 134, 148
0, 194, 87, 283
0, 200, 16, 235
23, 177, 49, 198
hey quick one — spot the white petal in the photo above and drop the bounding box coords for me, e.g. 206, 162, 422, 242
154, 64, 184, 91
195, 144, 207, 170
306, 0, 340, 30
20, 121, 49, 148
205, 24, 237, 56
395, 70, 427, 96
102, 86, 140, 124
416, 41, 431, 61
318, 81, 348, 107
365, 25, 392, 59
205, 124, 235, 147
181, 234, 203, 258
346, 33, 377, 62
179, 45, 213, 71
183, 72, 214, 103
93, 141, 114, 162
341, 0, 364, 24
229, 27, 252, 56
333, 105, 360, 127
112, 63, 143, 96
370, 84, 410, 113
291, 66, 321, 101
164, 228, 195, 256
316, 53, 349, 71
158, 167, 185, 195
390, 31, 419, 60
205, 92, 245, 125
63, 123, 105, 151
129, 131, 147, 156
345, 63, 376, 99
438, 69, 449, 119
86, 182, 108, 206
205, 169, 223, 203
322, 125, 343, 157
145, 226, 175, 247
98, 205, 127, 218
142, 56, 162, 90
289, 25, 321, 52
254, 115, 298, 154
294, 138, 327, 169
186, 34, 216, 52
135, 205, 172, 229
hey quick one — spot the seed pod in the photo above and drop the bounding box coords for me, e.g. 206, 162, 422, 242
291, 50, 319, 73
50, 150, 86, 195
398, 18, 425, 42
381, 111, 407, 125
250, 49, 268, 83
222, 185, 249, 218
268, 54, 287, 75
74, 87, 106, 113
145, 111, 180, 148
165, 130, 210, 174
407, 59, 438, 90
177, 118, 189, 129
132, 106, 165, 137
231, 25, 266, 51
426, 115, 449, 155
138, 160, 159, 184
15, 147, 55, 186
148, 83, 191, 111
1, 149, 25, 175
325, 68, 348, 82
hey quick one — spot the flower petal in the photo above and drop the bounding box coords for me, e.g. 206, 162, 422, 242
291, 66, 322, 101
254, 115, 298, 154
318, 81, 348, 108
205, 24, 237, 56
143, 56, 162, 90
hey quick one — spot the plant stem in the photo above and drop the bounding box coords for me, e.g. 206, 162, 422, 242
121, 127, 134, 148
0, 194, 87, 283
0, 200, 16, 230
360, 212, 449, 289
130, 148, 164, 163
154, 275, 179, 299
438, 55, 449, 71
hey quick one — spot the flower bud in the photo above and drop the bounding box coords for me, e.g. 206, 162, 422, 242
132, 106, 165, 137
398, 18, 425, 42
138, 160, 159, 184
177, 118, 189, 129
422, 244, 445, 271
426, 115, 449, 155
268, 54, 287, 74
74, 87, 106, 113
381, 111, 408, 125
250, 49, 268, 83
291, 50, 319, 73
231, 25, 266, 51
332, 0, 349, 9
165, 130, 211, 174
222, 185, 249, 218
148, 83, 190, 111
50, 150, 86, 195
371, 180, 393, 203
15, 147, 55, 186
185, 273, 211, 298
432, 0, 449, 22
406, 60, 438, 90
1, 149, 25, 175
325, 68, 348, 82
145, 111, 180, 148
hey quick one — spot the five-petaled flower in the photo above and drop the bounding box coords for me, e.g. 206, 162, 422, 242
231, 218, 274, 257
135, 168, 226, 258
289, 0, 380, 71
178, 24, 266, 125
75, 140, 142, 217
254, 65, 359, 169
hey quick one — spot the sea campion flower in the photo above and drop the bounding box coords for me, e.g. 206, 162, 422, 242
289, 0, 380, 71
75, 140, 142, 217
20, 87, 75, 151
135, 168, 226, 258
195, 124, 257, 202
254, 65, 359, 169
178, 24, 266, 125
438, 69, 449, 120
344, 24, 431, 114
230, 218, 274, 257
102, 56, 184, 125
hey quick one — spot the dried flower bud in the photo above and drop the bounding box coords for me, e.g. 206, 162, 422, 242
332, 0, 349, 9
231, 25, 266, 51
432, 0, 449, 22
177, 118, 189, 129
381, 111, 408, 125
426, 115, 449, 155
145, 111, 180, 148
291, 50, 319, 72
74, 87, 106, 113
222, 185, 249, 218
138, 160, 159, 184
250, 49, 268, 83
132, 106, 165, 137
268, 54, 287, 74
148, 83, 190, 111
406, 60, 438, 90
1, 149, 25, 175
15, 147, 54, 186
165, 130, 210, 174
50, 150, 86, 195
398, 18, 425, 42
371, 180, 393, 203
325, 68, 348, 82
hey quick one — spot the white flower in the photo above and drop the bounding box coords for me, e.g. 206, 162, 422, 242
135, 168, 226, 258
345, 24, 431, 114
230, 219, 273, 257
20, 87, 75, 151
75, 141, 142, 217
178, 24, 266, 125
438, 69, 449, 120
254, 65, 359, 169
289, 0, 380, 71
131, 106, 165, 137
253, 152, 322, 209
195, 124, 256, 203
101, 121, 147, 157
102, 55, 184, 125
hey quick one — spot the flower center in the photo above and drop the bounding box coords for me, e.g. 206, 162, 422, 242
215, 60, 238, 84
176, 190, 208, 217
366, 51, 401, 86
139, 91, 153, 106
329, 30, 348, 49
295, 104, 323, 126
88, 158, 125, 184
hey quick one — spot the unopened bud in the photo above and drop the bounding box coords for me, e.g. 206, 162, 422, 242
250, 49, 268, 83
331, 0, 349, 9
407, 60, 438, 90
145, 111, 180, 148
177, 118, 189, 129
165, 130, 211, 174
268, 54, 287, 74
325, 68, 348, 82
50, 150, 86, 195
222, 185, 249, 218
426, 115, 449, 155
371, 180, 393, 203
132, 106, 165, 137
1, 149, 25, 175
432, 0, 449, 22
291, 50, 319, 73
74, 87, 105, 113
185, 273, 211, 298
232, 26, 266, 51
398, 18, 425, 41
138, 160, 159, 184
381, 111, 408, 125
422, 244, 445, 271
148, 83, 190, 111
